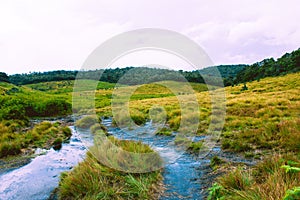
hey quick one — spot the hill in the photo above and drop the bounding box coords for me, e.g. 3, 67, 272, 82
233, 48, 300, 84
5, 47, 300, 87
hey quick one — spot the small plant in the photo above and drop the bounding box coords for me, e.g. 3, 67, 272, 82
188, 141, 203, 152
241, 83, 248, 91
283, 187, 300, 200
75, 115, 100, 128
207, 183, 225, 200
210, 156, 225, 169
156, 127, 172, 136
281, 165, 300, 173
219, 166, 252, 191
90, 124, 107, 135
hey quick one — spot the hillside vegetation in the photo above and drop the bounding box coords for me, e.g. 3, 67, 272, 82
6, 49, 300, 88
0, 82, 72, 159
95, 72, 300, 199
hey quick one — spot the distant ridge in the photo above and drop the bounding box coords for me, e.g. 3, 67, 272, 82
5, 48, 300, 86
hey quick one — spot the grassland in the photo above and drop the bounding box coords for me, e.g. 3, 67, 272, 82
94, 73, 299, 199
95, 73, 299, 155
0, 82, 72, 160
1, 72, 299, 199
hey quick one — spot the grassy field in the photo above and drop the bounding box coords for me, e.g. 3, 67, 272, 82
94, 73, 300, 199
1, 72, 299, 199
0, 82, 72, 159
96, 72, 300, 155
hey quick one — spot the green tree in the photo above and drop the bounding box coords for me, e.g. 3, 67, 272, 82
0, 72, 9, 82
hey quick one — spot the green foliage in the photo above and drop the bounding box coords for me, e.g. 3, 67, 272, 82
0, 121, 71, 158
283, 187, 300, 200
234, 48, 300, 84
155, 127, 172, 136
208, 183, 225, 200
0, 72, 10, 83
215, 154, 300, 200
188, 141, 203, 152
8, 66, 243, 87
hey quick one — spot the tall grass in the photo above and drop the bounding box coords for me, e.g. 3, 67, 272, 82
58, 137, 163, 200
210, 154, 300, 200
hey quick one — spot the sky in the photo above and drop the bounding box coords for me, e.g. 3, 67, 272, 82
0, 0, 299, 74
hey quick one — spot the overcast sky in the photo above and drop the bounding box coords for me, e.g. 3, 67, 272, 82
0, 0, 299, 74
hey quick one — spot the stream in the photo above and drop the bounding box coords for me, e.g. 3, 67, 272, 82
0, 126, 93, 200
0, 119, 236, 200
101, 118, 210, 199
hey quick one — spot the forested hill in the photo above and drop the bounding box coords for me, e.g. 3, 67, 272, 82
4, 48, 300, 86
233, 48, 300, 84
7, 65, 245, 86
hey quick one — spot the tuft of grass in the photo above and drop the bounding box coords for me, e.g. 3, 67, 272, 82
213, 154, 300, 200
90, 124, 107, 135
75, 115, 101, 128
58, 137, 163, 200
155, 127, 172, 136
210, 156, 226, 169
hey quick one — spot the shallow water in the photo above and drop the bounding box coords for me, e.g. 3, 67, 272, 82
0, 120, 215, 200
101, 119, 208, 199
0, 126, 93, 200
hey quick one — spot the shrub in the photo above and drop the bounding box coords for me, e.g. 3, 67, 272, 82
207, 183, 225, 200
283, 187, 300, 200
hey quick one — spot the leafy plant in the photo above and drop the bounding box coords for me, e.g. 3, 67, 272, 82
283, 187, 300, 200
208, 183, 225, 200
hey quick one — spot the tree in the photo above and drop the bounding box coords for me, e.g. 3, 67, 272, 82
0, 72, 9, 83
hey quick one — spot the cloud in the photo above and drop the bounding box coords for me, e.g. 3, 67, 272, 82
0, 0, 299, 74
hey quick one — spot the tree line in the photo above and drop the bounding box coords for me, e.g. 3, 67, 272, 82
2, 48, 299, 86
